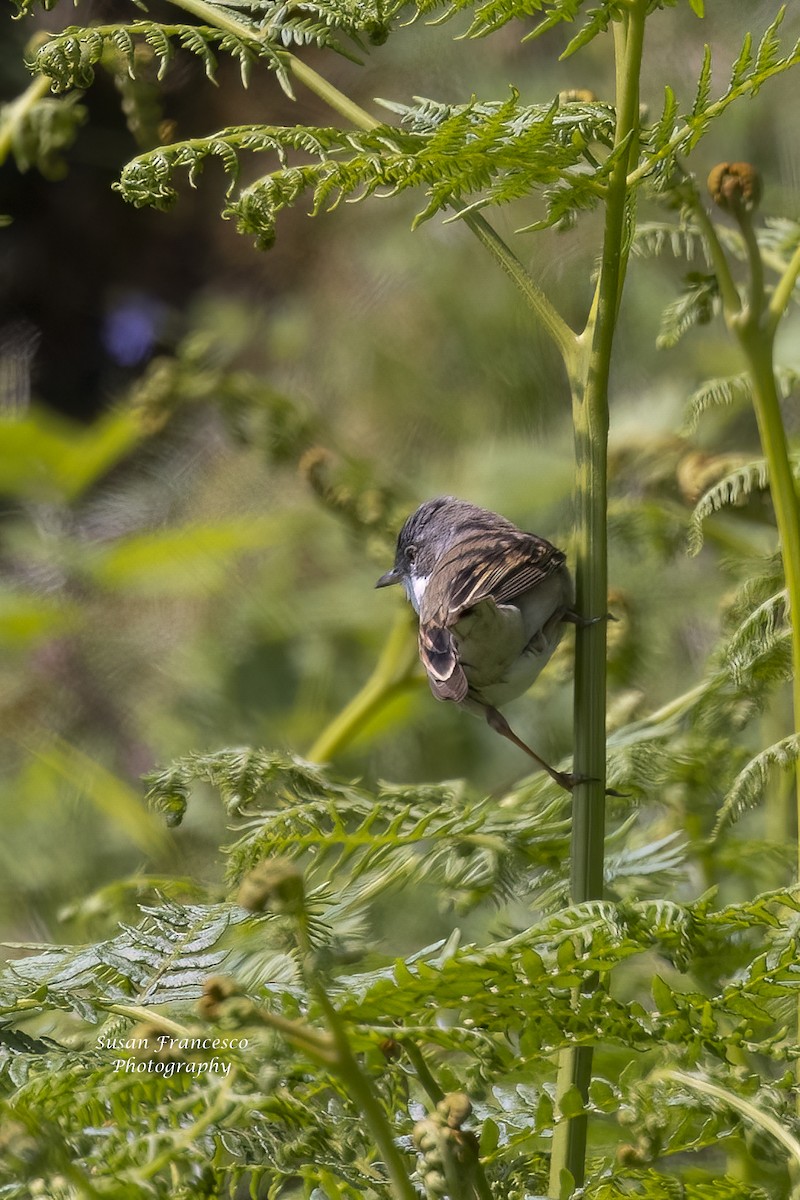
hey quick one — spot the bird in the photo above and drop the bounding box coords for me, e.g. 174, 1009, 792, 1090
376, 496, 585, 790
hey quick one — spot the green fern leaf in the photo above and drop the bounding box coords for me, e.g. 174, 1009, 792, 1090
753, 6, 785, 79
656, 272, 719, 350
692, 44, 712, 117
632, 217, 707, 262
115, 98, 618, 244
2, 904, 242, 1015
687, 457, 800, 553
714, 735, 800, 836
684, 367, 799, 432
730, 30, 753, 88
719, 590, 789, 689
638, 8, 800, 184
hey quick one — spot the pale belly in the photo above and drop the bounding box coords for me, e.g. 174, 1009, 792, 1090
451, 569, 571, 708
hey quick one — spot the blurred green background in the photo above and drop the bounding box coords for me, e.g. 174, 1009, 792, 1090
1, 1, 798, 944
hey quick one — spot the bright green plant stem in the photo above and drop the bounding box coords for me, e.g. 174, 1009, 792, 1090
736, 331, 800, 813
700, 204, 800, 857
294, 915, 418, 1200
548, 6, 646, 1196
315, 989, 418, 1200
458, 208, 579, 369
0, 72, 50, 165
735, 329, 800, 1104
308, 611, 419, 763
698, 197, 800, 1098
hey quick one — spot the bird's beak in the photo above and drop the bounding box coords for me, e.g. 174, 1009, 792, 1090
375, 567, 401, 589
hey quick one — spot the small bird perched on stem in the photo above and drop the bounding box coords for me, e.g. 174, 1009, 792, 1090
376, 496, 589, 790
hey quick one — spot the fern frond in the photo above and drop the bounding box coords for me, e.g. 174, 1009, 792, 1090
28, 22, 295, 95
714, 735, 800, 836
682, 372, 758, 432
719, 589, 789, 688
723, 555, 785, 626
638, 8, 800, 186
632, 217, 708, 263
115, 96, 618, 243
1, 903, 242, 1015
146, 749, 577, 913
395, 0, 695, 54
656, 272, 719, 350
729, 31, 753, 88
758, 216, 800, 263
687, 457, 771, 553
691, 44, 712, 117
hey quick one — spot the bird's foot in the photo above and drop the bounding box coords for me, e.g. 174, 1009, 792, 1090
563, 609, 618, 628
484, 706, 628, 796
555, 771, 628, 797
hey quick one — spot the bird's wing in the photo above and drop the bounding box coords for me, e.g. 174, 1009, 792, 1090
416, 530, 566, 703
436, 530, 567, 621
418, 622, 468, 703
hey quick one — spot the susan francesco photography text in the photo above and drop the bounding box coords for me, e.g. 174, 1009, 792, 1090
97, 1033, 248, 1078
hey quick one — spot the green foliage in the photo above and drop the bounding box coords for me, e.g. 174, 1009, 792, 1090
655, 272, 719, 349
640, 8, 800, 190
113, 93, 617, 248
28, 22, 293, 94
715, 734, 800, 836
4, 754, 800, 1197
15, 3, 800, 254
683, 368, 800, 433
0, 89, 85, 178
687, 457, 800, 554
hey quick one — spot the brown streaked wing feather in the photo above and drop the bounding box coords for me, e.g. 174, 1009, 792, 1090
418, 622, 468, 703
441, 532, 566, 620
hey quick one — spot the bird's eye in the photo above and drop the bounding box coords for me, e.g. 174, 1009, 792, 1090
406, 545, 417, 565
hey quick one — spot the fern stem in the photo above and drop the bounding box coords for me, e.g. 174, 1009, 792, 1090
725, 211, 800, 1101
0, 73, 50, 166
285, 54, 381, 129
736, 328, 800, 851
308, 611, 419, 763
319, 992, 418, 1199
767, 237, 800, 335
459, 208, 579, 370
166, 0, 258, 39
290, 911, 417, 1198
689, 202, 741, 316
549, 6, 646, 1195
402, 1039, 445, 1105
739, 212, 765, 324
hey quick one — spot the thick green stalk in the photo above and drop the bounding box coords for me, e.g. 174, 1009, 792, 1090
308, 611, 419, 763
548, 6, 646, 1195
705, 194, 800, 882
316, 988, 418, 1200
702, 193, 800, 1097
736, 327, 800, 860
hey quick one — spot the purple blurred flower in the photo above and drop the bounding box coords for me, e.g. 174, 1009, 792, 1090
102, 294, 167, 367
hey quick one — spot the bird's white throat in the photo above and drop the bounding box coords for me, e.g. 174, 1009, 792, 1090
405, 572, 430, 613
